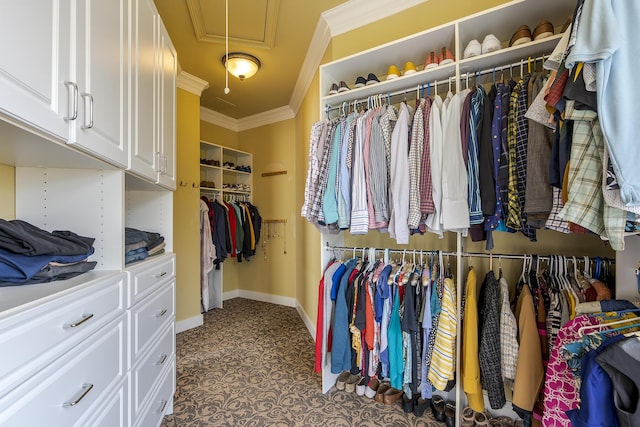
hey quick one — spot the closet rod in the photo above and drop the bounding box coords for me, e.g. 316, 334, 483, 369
326, 244, 457, 258
459, 54, 548, 81
461, 251, 615, 264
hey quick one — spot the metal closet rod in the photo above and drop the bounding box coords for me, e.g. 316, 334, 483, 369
325, 54, 549, 113
325, 245, 614, 263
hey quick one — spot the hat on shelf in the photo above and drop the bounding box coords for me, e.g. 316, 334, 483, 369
481, 34, 501, 54
509, 25, 532, 47
328, 82, 339, 95
337, 80, 350, 93
354, 76, 367, 88
386, 64, 400, 80
439, 47, 455, 65
463, 39, 482, 59
366, 73, 380, 85
533, 20, 554, 41
424, 51, 439, 70
403, 61, 417, 75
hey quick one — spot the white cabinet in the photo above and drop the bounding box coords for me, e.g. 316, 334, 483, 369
130, 0, 177, 190
200, 141, 253, 201
0, 0, 129, 168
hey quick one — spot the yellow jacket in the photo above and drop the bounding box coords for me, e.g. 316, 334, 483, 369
462, 267, 485, 412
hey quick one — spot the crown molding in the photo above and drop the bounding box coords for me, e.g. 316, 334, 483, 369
289, 17, 332, 114
177, 71, 210, 96
200, 107, 239, 131
322, 0, 428, 37
200, 105, 294, 132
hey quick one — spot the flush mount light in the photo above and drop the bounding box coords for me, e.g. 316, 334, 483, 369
222, 52, 261, 81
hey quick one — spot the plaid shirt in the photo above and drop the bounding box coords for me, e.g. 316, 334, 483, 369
559, 101, 626, 250
408, 100, 425, 228
499, 277, 518, 383
545, 187, 571, 233
479, 271, 506, 409
515, 75, 537, 241
301, 120, 327, 220
420, 97, 435, 214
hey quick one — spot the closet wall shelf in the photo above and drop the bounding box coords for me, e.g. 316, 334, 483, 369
223, 168, 251, 176
200, 164, 221, 171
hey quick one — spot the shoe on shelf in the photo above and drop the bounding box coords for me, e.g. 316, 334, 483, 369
413, 396, 431, 417
439, 47, 455, 65
481, 34, 502, 54
533, 20, 554, 41
444, 402, 456, 427
382, 387, 403, 405
386, 64, 400, 80
403, 61, 417, 75
354, 75, 367, 88
366, 72, 380, 85
328, 82, 339, 95
509, 25, 532, 47
335, 371, 350, 391
463, 39, 482, 59
431, 395, 445, 422
424, 51, 439, 70
364, 377, 380, 399
461, 406, 475, 427
374, 382, 391, 403
337, 80, 350, 93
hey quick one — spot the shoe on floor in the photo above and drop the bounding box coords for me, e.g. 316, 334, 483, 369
401, 393, 414, 413
374, 382, 391, 403
474, 411, 489, 426
461, 406, 475, 427
355, 377, 367, 396
382, 387, 403, 405
463, 39, 481, 58
335, 371, 350, 390
444, 402, 456, 427
431, 395, 445, 422
344, 374, 361, 393
364, 377, 380, 399
413, 396, 431, 417
481, 34, 501, 54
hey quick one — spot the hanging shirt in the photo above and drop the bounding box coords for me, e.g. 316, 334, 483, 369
468, 86, 485, 225
462, 267, 484, 412
408, 100, 425, 229
350, 113, 370, 234
388, 102, 413, 244
369, 107, 390, 227
322, 120, 343, 225
425, 95, 444, 237
338, 114, 357, 229
499, 276, 518, 384
420, 97, 435, 215
428, 277, 457, 390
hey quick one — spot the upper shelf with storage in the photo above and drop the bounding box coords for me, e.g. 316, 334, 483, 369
320, 0, 575, 110
200, 141, 253, 199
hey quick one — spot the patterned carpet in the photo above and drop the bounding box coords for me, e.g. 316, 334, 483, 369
161, 298, 443, 426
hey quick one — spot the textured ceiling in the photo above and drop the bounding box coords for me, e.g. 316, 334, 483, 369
154, 0, 347, 119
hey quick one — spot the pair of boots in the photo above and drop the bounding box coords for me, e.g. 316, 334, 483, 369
400, 392, 431, 417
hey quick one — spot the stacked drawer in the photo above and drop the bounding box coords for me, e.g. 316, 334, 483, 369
126, 254, 176, 427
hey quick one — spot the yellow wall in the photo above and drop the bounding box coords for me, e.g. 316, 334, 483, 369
0, 164, 15, 220
201, 121, 239, 149
173, 88, 203, 323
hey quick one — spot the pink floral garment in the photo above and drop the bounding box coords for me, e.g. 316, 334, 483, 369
541, 314, 601, 427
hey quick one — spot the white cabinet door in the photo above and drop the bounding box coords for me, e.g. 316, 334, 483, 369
0, 0, 71, 141
71, 0, 129, 168
129, 0, 160, 182
157, 24, 177, 190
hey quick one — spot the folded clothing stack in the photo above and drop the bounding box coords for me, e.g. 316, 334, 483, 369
125, 227, 166, 264
0, 219, 96, 287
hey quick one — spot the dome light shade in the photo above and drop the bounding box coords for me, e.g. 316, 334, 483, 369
222, 52, 261, 80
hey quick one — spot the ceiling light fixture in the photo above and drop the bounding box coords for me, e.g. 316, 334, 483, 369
222, 52, 261, 81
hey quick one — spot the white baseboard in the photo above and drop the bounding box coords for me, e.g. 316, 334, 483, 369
175, 314, 203, 333
236, 290, 297, 307
296, 302, 316, 340
222, 289, 239, 301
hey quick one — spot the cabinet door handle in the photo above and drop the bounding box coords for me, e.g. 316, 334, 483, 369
155, 309, 167, 318
63, 81, 78, 121
80, 92, 94, 129
63, 313, 94, 329
62, 383, 94, 407
155, 400, 168, 414
154, 354, 168, 366
155, 271, 167, 278
164, 155, 168, 174
156, 151, 161, 172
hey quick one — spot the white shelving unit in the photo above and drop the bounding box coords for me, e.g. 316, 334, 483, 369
199, 140, 253, 311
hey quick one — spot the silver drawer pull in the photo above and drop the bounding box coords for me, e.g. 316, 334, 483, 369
155, 400, 168, 414
155, 271, 167, 278
63, 81, 78, 121
64, 313, 94, 329
154, 354, 168, 366
155, 309, 167, 318
62, 383, 94, 407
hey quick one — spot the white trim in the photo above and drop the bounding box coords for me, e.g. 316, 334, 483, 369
295, 301, 316, 339
321, 0, 429, 37
236, 106, 295, 131
289, 18, 332, 114
200, 107, 239, 132
177, 71, 210, 96
175, 314, 203, 333
223, 289, 240, 301
237, 290, 296, 307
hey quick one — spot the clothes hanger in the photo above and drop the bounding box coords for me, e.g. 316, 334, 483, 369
579, 315, 640, 336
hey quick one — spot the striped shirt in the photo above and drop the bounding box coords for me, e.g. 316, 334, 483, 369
350, 113, 371, 234
427, 277, 457, 390
408, 100, 425, 228
468, 86, 485, 224
369, 107, 390, 226
420, 97, 435, 214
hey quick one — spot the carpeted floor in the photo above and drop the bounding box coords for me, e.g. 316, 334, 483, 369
161, 298, 443, 426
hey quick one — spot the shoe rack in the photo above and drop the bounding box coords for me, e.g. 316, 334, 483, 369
199, 140, 253, 202
319, 0, 574, 113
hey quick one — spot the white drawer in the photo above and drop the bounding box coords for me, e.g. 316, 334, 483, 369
131, 281, 175, 363
0, 274, 125, 396
79, 377, 128, 427
0, 315, 127, 427
135, 360, 175, 427
132, 322, 175, 419
126, 255, 175, 308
